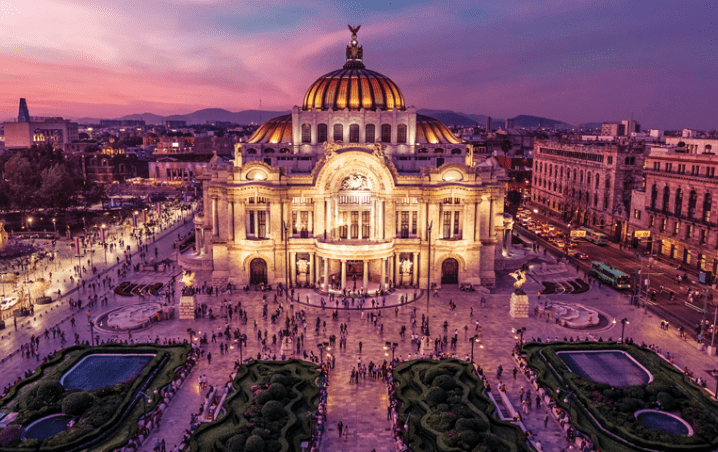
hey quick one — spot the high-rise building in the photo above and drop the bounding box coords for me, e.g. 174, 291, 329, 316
486, 116, 492, 132
18, 98, 30, 122
182, 28, 510, 289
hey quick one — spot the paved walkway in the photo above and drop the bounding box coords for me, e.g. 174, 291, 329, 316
3, 246, 718, 451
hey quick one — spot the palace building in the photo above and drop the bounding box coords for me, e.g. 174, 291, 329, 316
182, 27, 510, 289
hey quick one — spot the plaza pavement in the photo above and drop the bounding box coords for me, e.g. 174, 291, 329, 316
3, 243, 718, 452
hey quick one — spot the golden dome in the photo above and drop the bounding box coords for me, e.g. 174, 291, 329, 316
416, 115, 462, 144
247, 114, 292, 144
302, 68, 406, 112
302, 25, 405, 111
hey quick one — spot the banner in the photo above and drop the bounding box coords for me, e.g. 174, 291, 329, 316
142, 210, 147, 224
132, 212, 137, 227
74, 237, 80, 255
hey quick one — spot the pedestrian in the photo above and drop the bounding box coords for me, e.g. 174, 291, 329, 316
543, 414, 549, 428
513, 367, 518, 380
387, 405, 392, 420
338, 421, 343, 437
359, 341, 363, 353
161, 439, 166, 452
496, 365, 503, 379
207, 352, 212, 365
343, 427, 348, 442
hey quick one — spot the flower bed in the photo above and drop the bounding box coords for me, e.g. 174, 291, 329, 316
390, 359, 531, 452
113, 282, 163, 297
525, 342, 718, 451
189, 360, 322, 452
0, 343, 190, 452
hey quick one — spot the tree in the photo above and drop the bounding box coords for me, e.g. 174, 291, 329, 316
4, 154, 38, 210
38, 163, 77, 210
501, 139, 512, 159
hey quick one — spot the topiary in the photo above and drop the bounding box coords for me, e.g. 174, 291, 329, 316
426, 387, 447, 406
256, 389, 272, 406
261, 400, 287, 422
224, 434, 247, 452
457, 430, 481, 449
266, 439, 282, 452
455, 416, 489, 432
618, 397, 644, 413
432, 375, 457, 390
625, 387, 645, 400
436, 403, 450, 412
270, 374, 289, 386
244, 435, 265, 452
478, 432, 512, 452
61, 391, 94, 416
267, 383, 287, 401
423, 367, 449, 385
656, 392, 676, 411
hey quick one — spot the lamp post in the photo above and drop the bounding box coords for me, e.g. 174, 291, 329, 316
470, 335, 482, 362
27, 217, 33, 231
384, 342, 398, 361
513, 327, 526, 353
138, 389, 158, 416
283, 220, 289, 304
101, 224, 108, 263
556, 389, 577, 420
52, 218, 57, 235
620, 317, 629, 342
426, 221, 433, 316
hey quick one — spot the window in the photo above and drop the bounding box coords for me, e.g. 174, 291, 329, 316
662, 186, 670, 213
650, 184, 658, 209
453, 212, 460, 236
412, 212, 417, 235
665, 162, 672, 172
605, 176, 611, 190
649, 215, 654, 227
653, 162, 660, 171
333, 124, 343, 142
674, 189, 683, 216
688, 190, 697, 219
579, 170, 583, 183
248, 212, 255, 234
443, 211, 451, 238
707, 167, 715, 178
400, 211, 409, 238
595, 175, 600, 189
257, 211, 266, 239
365, 124, 375, 143
674, 221, 680, 235
301, 124, 311, 143
587, 173, 591, 186
634, 209, 641, 219
700, 229, 707, 244
317, 124, 327, 142
703, 193, 712, 222
686, 224, 693, 239
381, 124, 391, 142
350, 211, 359, 239
291, 211, 298, 234
603, 196, 609, 209
349, 124, 359, 143
362, 211, 370, 238
300, 211, 309, 238
607, 156, 613, 165
397, 124, 407, 143
660, 218, 666, 232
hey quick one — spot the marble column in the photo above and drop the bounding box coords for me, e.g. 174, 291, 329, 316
195, 228, 201, 254
363, 260, 369, 289
228, 201, 235, 242
309, 253, 315, 286
323, 257, 329, 290
370, 199, 376, 240
236, 201, 245, 242
290, 252, 296, 287
341, 259, 347, 289
412, 252, 419, 286
380, 258, 386, 291
394, 253, 400, 285
212, 198, 218, 236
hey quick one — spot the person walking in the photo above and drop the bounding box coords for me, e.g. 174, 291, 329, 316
337, 421, 343, 437
543, 414, 549, 428
207, 352, 212, 365
359, 341, 363, 353
513, 367, 518, 380
343, 426, 348, 442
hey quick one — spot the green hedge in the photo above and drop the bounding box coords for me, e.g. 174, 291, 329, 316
0, 343, 190, 452
190, 360, 320, 452
525, 342, 718, 452
392, 359, 532, 452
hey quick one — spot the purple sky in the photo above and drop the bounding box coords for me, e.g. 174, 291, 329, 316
1, 0, 716, 130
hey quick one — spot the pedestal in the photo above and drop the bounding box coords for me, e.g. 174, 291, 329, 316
509, 292, 529, 318
419, 337, 433, 356
280, 336, 294, 356
179, 295, 196, 320
707, 345, 717, 356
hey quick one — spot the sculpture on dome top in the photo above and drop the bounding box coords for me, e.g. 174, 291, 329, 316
345, 24, 364, 68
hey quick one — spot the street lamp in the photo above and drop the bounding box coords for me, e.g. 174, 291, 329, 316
138, 389, 158, 416
52, 218, 57, 235
469, 335, 482, 362
283, 220, 289, 304
27, 217, 33, 231
101, 224, 108, 263
556, 389, 577, 420
620, 318, 629, 342
513, 327, 526, 353
384, 342, 398, 361
426, 221, 433, 316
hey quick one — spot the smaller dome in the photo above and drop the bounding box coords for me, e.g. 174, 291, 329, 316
416, 115, 462, 144
247, 115, 292, 144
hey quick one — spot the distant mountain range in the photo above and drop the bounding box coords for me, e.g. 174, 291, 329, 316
72, 108, 582, 130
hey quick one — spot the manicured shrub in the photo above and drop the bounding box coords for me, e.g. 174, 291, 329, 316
455, 416, 489, 432
436, 403, 450, 412
618, 397, 645, 413
656, 392, 676, 411
602, 388, 621, 400
456, 430, 481, 448
256, 389, 272, 406
262, 400, 286, 422
267, 382, 287, 401
426, 387, 447, 406
423, 367, 449, 385
432, 375, 457, 390
82, 394, 123, 427
478, 432, 512, 452
270, 374, 289, 386
224, 434, 247, 452
62, 391, 94, 416
244, 435, 265, 452
625, 387, 645, 400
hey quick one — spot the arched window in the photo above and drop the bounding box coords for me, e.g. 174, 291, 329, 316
674, 189, 683, 216
279, 148, 290, 154
365, 124, 375, 143
397, 124, 407, 143
650, 184, 658, 209
587, 173, 591, 187
573, 170, 577, 181
333, 124, 343, 142
119, 163, 125, 173
703, 193, 712, 222
418, 148, 428, 154
595, 175, 600, 189
580, 170, 583, 183
317, 124, 327, 142
688, 190, 698, 219
662, 186, 670, 213
605, 176, 611, 189
381, 124, 391, 142
301, 123, 311, 143
451, 148, 461, 154
549, 165, 553, 177
434, 148, 444, 153
262, 148, 273, 153
246, 148, 257, 154
102, 159, 108, 166
349, 124, 360, 143
560, 167, 564, 177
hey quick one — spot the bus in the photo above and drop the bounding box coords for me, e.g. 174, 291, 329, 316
590, 261, 632, 289
585, 230, 609, 245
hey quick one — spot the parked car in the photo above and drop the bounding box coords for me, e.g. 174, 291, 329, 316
1, 296, 19, 311
573, 252, 589, 260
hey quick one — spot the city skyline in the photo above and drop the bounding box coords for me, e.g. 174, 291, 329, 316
1, 0, 716, 130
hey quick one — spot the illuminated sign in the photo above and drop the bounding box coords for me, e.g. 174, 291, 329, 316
634, 230, 651, 238
570, 230, 586, 238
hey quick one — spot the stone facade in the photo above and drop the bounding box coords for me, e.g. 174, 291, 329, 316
532, 139, 645, 241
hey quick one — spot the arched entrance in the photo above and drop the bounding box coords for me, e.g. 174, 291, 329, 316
250, 258, 267, 285
441, 258, 459, 284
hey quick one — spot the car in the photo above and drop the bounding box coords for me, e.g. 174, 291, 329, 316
555, 240, 566, 248
567, 241, 578, 249
573, 252, 589, 260
1, 296, 19, 311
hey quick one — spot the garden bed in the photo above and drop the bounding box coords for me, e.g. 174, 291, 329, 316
0, 343, 190, 452
525, 342, 718, 451
392, 359, 531, 452
114, 282, 163, 297
189, 360, 321, 452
